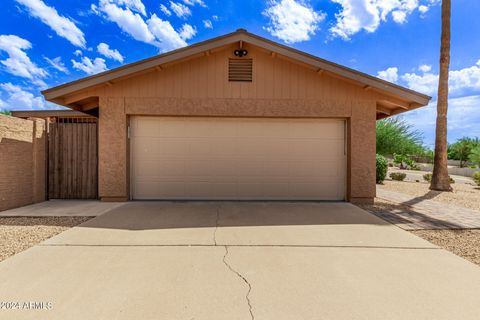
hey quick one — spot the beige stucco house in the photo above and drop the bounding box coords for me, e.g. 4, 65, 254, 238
42, 29, 430, 204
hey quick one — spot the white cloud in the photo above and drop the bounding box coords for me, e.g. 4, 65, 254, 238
44, 56, 69, 73
74, 49, 83, 56
91, 3, 99, 14
160, 4, 171, 16
183, 0, 206, 7
203, 19, 213, 29
391, 10, 407, 23
263, 0, 325, 44
401, 60, 480, 96
0, 83, 45, 110
96, 0, 156, 43
212, 15, 218, 21
419, 64, 432, 72
402, 71, 438, 95
15, 0, 86, 48
95, 0, 195, 52
418, 4, 429, 13
0, 35, 47, 86
330, 0, 439, 40
71, 56, 108, 75
147, 14, 188, 51
377, 67, 399, 83
179, 24, 197, 40
114, 0, 146, 15
97, 42, 124, 62
169, 1, 191, 18
402, 95, 480, 147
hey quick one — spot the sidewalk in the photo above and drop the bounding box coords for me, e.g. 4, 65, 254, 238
375, 187, 480, 230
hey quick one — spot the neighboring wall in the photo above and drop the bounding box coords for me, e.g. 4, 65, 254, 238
0, 114, 46, 211
418, 163, 479, 178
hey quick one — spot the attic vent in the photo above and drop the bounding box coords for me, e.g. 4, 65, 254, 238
229, 58, 253, 82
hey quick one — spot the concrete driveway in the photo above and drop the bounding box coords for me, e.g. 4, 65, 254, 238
1, 202, 480, 320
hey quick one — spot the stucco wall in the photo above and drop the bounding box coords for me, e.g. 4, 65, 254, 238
96, 45, 377, 203
0, 114, 46, 211
98, 97, 128, 201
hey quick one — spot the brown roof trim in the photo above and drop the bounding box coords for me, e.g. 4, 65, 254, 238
11, 109, 92, 118
42, 29, 431, 106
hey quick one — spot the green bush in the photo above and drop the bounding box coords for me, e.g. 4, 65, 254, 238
393, 154, 408, 169
376, 154, 388, 184
473, 172, 480, 186
390, 172, 407, 181
376, 118, 427, 157
393, 154, 418, 170
470, 146, 480, 167
448, 137, 480, 167
423, 173, 455, 184
423, 173, 432, 182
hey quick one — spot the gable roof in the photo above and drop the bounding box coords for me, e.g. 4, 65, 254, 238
42, 29, 431, 117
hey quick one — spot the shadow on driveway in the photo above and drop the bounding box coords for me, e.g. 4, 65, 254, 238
74, 201, 391, 231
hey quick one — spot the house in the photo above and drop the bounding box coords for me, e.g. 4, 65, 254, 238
42, 29, 431, 204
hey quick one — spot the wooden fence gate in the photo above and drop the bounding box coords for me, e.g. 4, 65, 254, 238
48, 117, 98, 199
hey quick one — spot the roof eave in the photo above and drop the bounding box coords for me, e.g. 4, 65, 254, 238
42, 29, 431, 107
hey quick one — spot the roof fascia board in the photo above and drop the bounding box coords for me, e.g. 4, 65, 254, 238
43, 33, 244, 100
42, 30, 430, 106
240, 33, 430, 105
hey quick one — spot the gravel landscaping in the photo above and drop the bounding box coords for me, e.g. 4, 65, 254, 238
412, 229, 480, 266
360, 199, 480, 267
380, 180, 480, 211
0, 217, 92, 262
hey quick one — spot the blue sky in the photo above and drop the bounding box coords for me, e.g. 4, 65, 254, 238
0, 0, 479, 147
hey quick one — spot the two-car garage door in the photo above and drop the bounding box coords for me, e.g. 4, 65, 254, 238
130, 117, 346, 200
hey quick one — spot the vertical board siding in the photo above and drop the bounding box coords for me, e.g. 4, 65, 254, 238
94, 44, 372, 102
48, 120, 98, 199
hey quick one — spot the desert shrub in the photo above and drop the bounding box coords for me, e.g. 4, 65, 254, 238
423, 173, 455, 184
473, 172, 480, 186
470, 146, 480, 167
449, 137, 480, 167
393, 154, 408, 169
376, 154, 388, 184
390, 172, 407, 181
376, 118, 427, 157
393, 154, 419, 170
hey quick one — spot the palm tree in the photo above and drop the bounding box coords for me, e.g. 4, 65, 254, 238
430, 0, 452, 191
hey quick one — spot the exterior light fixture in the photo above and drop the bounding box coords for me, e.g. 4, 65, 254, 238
234, 49, 248, 57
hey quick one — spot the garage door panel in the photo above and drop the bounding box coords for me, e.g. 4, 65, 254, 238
290, 121, 344, 139
288, 161, 343, 178
134, 181, 185, 198
289, 183, 340, 199
185, 182, 238, 198
133, 118, 186, 137
135, 160, 185, 177
187, 138, 237, 157
133, 138, 188, 158
131, 117, 346, 200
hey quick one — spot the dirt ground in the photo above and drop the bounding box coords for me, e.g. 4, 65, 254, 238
380, 180, 480, 211
0, 217, 91, 262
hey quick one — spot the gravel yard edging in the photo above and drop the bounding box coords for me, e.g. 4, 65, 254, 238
0, 217, 92, 262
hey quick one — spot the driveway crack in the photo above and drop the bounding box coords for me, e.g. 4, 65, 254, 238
222, 246, 254, 320
213, 205, 220, 246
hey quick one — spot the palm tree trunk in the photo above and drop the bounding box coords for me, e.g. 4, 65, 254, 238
431, 0, 452, 191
